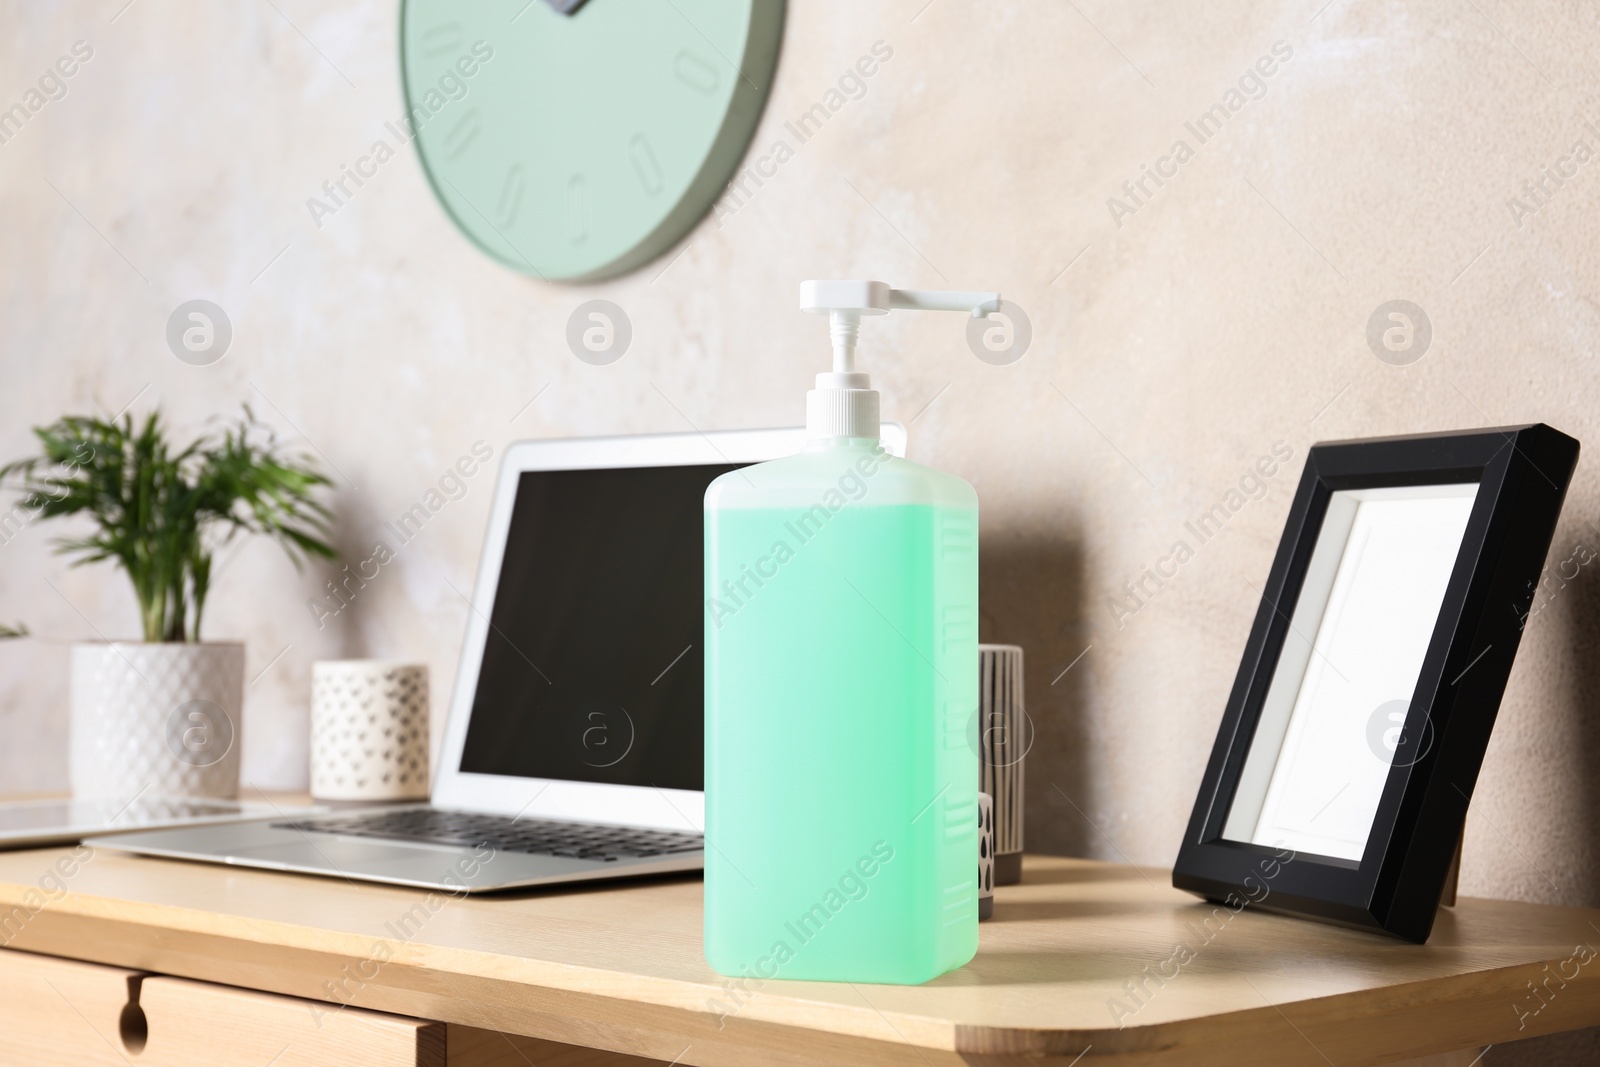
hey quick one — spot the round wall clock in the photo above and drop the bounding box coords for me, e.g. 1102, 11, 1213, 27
399, 0, 784, 282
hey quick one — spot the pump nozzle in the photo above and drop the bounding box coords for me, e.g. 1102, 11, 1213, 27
799, 279, 1004, 439
888, 289, 1002, 317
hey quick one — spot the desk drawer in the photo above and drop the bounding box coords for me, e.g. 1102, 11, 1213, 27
139, 974, 444, 1066
0, 946, 142, 1066
0, 948, 443, 1066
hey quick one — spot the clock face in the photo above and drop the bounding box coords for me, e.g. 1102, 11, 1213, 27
400, 0, 784, 282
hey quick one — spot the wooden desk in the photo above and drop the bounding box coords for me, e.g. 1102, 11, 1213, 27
0, 846, 1595, 1066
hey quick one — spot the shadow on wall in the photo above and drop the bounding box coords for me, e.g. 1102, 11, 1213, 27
1565, 542, 1600, 910
1403, 525, 1600, 1067
979, 529, 1091, 859
302, 489, 393, 661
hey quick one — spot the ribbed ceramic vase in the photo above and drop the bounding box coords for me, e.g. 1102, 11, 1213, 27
978, 791, 995, 921
978, 643, 1027, 885
69, 642, 244, 800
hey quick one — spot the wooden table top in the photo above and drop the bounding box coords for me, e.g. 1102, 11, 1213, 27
0, 843, 1595, 1066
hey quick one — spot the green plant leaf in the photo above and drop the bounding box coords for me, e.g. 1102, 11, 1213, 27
0, 407, 337, 642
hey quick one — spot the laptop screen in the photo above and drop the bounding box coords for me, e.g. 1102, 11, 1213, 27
456, 462, 745, 792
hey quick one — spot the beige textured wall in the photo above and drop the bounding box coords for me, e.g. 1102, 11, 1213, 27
1, 1, 1598, 1051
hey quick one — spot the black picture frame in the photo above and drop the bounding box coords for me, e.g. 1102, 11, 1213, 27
1172, 425, 1579, 942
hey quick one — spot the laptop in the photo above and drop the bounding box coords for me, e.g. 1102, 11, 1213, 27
0, 794, 300, 850
89, 426, 905, 892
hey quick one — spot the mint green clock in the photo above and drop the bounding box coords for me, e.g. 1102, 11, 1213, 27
400, 0, 784, 282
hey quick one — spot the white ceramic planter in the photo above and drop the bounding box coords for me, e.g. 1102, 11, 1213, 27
69, 642, 243, 800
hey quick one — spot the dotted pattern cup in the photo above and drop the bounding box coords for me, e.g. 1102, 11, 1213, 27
310, 661, 429, 801
978, 791, 995, 922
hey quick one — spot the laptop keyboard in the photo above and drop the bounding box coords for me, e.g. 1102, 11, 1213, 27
272, 808, 704, 863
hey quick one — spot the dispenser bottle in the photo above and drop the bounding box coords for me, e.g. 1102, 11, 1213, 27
703, 280, 992, 984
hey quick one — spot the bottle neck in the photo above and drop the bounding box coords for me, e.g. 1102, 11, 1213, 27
806, 373, 879, 440
802, 435, 881, 452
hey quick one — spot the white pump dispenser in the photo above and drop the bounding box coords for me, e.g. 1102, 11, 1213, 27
799, 280, 1002, 439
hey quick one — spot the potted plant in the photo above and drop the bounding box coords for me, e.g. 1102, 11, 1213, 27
0, 408, 334, 799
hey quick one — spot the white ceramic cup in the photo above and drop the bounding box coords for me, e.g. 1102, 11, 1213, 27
310, 660, 429, 801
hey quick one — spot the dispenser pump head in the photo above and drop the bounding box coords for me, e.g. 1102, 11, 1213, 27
799, 280, 1001, 440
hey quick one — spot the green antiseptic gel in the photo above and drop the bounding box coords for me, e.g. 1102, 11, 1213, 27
703, 280, 995, 984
